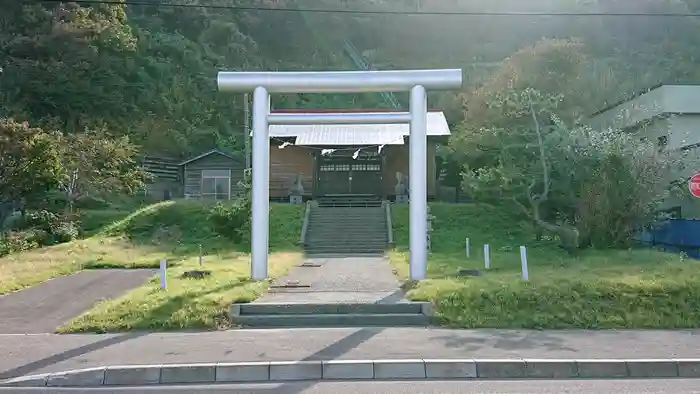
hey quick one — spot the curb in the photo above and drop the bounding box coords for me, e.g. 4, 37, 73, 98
3, 358, 700, 387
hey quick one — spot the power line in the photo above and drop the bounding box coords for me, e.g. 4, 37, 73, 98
35, 0, 700, 17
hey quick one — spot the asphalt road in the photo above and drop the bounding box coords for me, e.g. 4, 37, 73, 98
0, 270, 154, 334
2, 379, 699, 393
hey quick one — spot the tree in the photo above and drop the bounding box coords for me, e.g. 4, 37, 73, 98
0, 118, 61, 221
55, 130, 146, 214
451, 38, 589, 163
461, 88, 695, 250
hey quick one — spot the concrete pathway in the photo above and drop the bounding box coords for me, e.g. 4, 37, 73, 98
1, 328, 699, 379
0, 269, 154, 334
257, 256, 405, 304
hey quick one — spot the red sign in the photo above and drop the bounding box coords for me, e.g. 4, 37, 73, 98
690, 173, 700, 198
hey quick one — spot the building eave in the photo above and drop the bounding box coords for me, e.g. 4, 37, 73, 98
178, 149, 240, 166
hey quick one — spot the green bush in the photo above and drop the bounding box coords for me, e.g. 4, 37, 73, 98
207, 201, 250, 244
50, 221, 79, 243
31, 192, 112, 212
0, 231, 42, 256
207, 169, 252, 244
0, 210, 79, 254
24, 210, 61, 232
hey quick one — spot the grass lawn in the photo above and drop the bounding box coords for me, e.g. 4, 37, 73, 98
0, 237, 166, 295
0, 200, 305, 332
58, 251, 301, 333
390, 203, 700, 329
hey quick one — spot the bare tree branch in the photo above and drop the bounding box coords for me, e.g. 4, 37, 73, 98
527, 90, 550, 203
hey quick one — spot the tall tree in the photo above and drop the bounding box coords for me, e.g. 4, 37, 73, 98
55, 130, 146, 213
0, 118, 61, 220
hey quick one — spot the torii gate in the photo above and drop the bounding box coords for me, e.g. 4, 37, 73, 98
217, 69, 463, 281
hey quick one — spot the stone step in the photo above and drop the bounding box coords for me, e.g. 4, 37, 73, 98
309, 222, 384, 228
304, 246, 386, 256
308, 229, 385, 232
304, 248, 387, 253
310, 213, 385, 217
305, 241, 387, 246
302, 252, 386, 257
306, 235, 386, 237
316, 202, 383, 208
306, 232, 386, 237
238, 302, 425, 315
307, 230, 386, 234
311, 217, 383, 219
305, 250, 387, 256
310, 226, 384, 229
232, 313, 430, 328
305, 242, 387, 247
310, 216, 384, 219
306, 237, 387, 240
312, 209, 384, 213
312, 210, 384, 213
305, 239, 387, 244
311, 212, 384, 215
307, 224, 385, 228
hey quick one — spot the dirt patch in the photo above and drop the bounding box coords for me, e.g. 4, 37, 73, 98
0, 270, 153, 334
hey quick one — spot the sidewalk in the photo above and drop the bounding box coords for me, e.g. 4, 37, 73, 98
2, 328, 699, 379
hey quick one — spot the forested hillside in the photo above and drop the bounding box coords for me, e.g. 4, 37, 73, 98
3, 0, 700, 156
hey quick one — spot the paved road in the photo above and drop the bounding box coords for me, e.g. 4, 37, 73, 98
257, 257, 404, 303
2, 379, 700, 393
0, 270, 154, 334
2, 328, 699, 379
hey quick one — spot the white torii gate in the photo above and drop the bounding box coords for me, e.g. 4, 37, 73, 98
217, 69, 463, 281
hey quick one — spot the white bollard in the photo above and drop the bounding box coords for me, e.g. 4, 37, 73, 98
484, 244, 490, 269
199, 244, 203, 267
465, 238, 470, 258
159, 259, 167, 289
520, 246, 529, 281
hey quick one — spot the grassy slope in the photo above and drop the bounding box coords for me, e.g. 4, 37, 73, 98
0, 201, 304, 332
390, 203, 700, 329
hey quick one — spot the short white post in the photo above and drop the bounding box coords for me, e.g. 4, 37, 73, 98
198, 244, 203, 267
159, 259, 167, 289
483, 244, 490, 269
520, 246, 529, 281
465, 238, 470, 258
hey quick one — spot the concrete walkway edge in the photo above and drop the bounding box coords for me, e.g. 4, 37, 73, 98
3, 358, 700, 387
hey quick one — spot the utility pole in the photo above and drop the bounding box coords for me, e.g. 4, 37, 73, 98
243, 92, 251, 169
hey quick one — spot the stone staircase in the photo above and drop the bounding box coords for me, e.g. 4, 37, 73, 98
304, 195, 389, 255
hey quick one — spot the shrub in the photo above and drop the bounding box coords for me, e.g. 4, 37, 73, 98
0, 210, 80, 253
207, 201, 250, 244
0, 231, 42, 256
40, 192, 111, 211
24, 210, 61, 232
207, 169, 252, 244
50, 221, 79, 243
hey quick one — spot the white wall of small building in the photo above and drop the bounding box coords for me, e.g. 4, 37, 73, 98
668, 115, 700, 151
589, 85, 700, 219
588, 86, 666, 131
589, 85, 700, 133
666, 115, 700, 218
